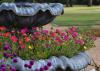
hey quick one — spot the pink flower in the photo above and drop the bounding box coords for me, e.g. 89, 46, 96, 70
91, 36, 97, 41
68, 29, 73, 34
74, 39, 84, 45
79, 40, 85, 45
42, 30, 49, 34
60, 32, 66, 37
20, 44, 25, 49
10, 36, 18, 43
22, 33, 27, 37
34, 31, 41, 35
71, 32, 78, 38
32, 36, 35, 40
32, 27, 37, 30
63, 35, 69, 41
70, 26, 77, 32
56, 29, 61, 33
20, 28, 28, 34
74, 39, 80, 44
55, 36, 62, 43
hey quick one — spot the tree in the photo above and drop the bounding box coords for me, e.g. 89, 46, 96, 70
88, 0, 93, 6
65, 0, 73, 7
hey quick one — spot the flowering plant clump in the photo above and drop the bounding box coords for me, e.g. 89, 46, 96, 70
0, 26, 96, 70
0, 26, 96, 60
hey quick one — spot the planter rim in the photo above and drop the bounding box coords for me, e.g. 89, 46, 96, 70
1, 52, 91, 71
0, 3, 64, 16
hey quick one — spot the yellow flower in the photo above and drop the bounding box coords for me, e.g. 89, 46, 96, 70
28, 45, 32, 49
79, 36, 83, 39
84, 46, 87, 50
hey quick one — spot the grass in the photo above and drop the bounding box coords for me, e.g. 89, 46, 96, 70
52, 6, 100, 26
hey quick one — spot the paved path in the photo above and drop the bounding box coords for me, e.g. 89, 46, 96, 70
86, 38, 100, 71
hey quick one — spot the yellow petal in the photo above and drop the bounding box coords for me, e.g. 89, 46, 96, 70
84, 46, 87, 50
29, 45, 32, 49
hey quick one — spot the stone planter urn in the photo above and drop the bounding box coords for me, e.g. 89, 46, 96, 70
0, 0, 63, 28
0, 0, 91, 71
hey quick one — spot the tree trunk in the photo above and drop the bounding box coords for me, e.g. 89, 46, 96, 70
65, 0, 69, 7
15, 0, 33, 2
69, 0, 73, 7
65, 0, 73, 7
88, 0, 93, 6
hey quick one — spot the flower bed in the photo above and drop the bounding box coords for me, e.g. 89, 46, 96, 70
0, 26, 96, 71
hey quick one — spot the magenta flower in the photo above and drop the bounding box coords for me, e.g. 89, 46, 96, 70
74, 39, 80, 44
28, 65, 32, 69
47, 61, 52, 67
40, 67, 44, 71
35, 69, 39, 71
44, 65, 48, 70
24, 64, 28, 68
1, 64, 6, 68
63, 35, 69, 41
34, 31, 41, 35
13, 53, 17, 57
20, 28, 28, 34
32, 27, 37, 30
32, 35, 35, 40
60, 32, 66, 37
70, 26, 77, 32
1, 67, 6, 71
3, 52, 10, 58
42, 30, 49, 35
71, 32, 78, 38
29, 60, 34, 66
55, 36, 62, 43
10, 67, 16, 71
3, 42, 10, 50
12, 58, 18, 63
56, 28, 61, 33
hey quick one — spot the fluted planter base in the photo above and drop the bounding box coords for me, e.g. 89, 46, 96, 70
2, 52, 91, 71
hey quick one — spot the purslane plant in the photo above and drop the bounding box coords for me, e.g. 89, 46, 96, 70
0, 26, 96, 60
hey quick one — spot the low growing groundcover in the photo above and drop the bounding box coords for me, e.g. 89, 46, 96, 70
0, 26, 96, 60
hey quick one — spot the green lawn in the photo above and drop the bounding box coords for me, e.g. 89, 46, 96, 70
52, 6, 100, 26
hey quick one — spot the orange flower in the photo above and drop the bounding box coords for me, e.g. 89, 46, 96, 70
19, 39, 23, 45
50, 32, 58, 37
3, 32, 10, 37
